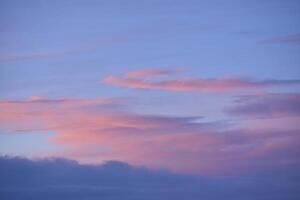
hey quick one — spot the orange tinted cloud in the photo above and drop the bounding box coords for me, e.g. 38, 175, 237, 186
104, 69, 300, 92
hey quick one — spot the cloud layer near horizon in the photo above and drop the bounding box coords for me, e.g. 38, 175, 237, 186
0, 95, 299, 176
103, 69, 300, 92
0, 156, 299, 200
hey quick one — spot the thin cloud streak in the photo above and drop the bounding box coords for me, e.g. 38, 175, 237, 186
125, 68, 182, 79
260, 33, 300, 45
226, 93, 300, 118
0, 32, 144, 62
104, 69, 300, 92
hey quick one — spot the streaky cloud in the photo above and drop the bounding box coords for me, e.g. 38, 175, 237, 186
260, 33, 300, 45
125, 68, 182, 79
103, 69, 300, 92
0, 32, 144, 62
226, 93, 300, 117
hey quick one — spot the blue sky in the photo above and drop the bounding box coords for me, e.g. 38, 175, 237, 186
0, 0, 300, 199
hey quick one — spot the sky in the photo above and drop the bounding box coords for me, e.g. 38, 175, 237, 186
0, 0, 300, 199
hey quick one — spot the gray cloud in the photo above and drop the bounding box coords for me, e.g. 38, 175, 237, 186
0, 156, 299, 200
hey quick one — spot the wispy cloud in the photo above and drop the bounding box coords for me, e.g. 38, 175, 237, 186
226, 93, 300, 118
0, 23, 209, 63
125, 68, 182, 79
0, 48, 82, 62
104, 69, 300, 92
260, 33, 300, 45
0, 32, 144, 62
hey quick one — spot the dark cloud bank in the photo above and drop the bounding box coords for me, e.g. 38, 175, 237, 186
0, 156, 299, 200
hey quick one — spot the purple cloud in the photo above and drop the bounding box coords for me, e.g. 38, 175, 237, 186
226, 93, 300, 117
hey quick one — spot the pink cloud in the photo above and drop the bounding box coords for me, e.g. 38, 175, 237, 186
0, 97, 299, 175
103, 69, 300, 92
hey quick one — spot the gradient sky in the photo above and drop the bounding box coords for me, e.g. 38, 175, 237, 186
0, 0, 300, 199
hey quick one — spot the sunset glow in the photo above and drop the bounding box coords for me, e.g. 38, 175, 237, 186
0, 0, 300, 199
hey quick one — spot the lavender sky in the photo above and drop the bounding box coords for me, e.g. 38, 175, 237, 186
0, 0, 300, 199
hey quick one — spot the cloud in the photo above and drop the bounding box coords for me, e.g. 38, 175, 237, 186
0, 156, 299, 200
1, 97, 300, 176
260, 33, 300, 45
0, 97, 123, 132
125, 68, 182, 79
0, 32, 144, 62
0, 48, 82, 62
103, 69, 300, 92
226, 93, 300, 118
